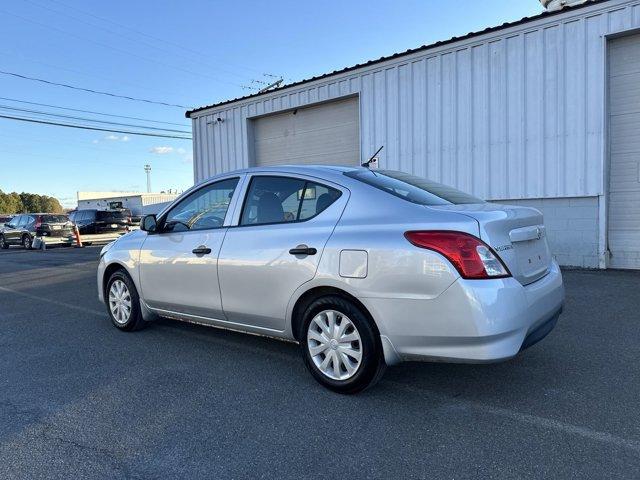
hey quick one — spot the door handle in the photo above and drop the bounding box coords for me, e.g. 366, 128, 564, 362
289, 245, 317, 256
192, 246, 212, 255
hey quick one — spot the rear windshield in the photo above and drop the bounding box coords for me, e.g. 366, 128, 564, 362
344, 169, 484, 205
41, 215, 68, 223
97, 210, 131, 220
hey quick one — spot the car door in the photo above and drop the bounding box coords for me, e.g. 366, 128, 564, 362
138, 175, 243, 320
4, 215, 22, 243
218, 174, 348, 331
74, 211, 87, 234
23, 215, 36, 236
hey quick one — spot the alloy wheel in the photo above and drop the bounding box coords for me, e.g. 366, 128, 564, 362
23, 235, 31, 249
109, 279, 132, 325
307, 309, 363, 381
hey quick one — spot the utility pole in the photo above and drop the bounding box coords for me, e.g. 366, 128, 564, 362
144, 164, 151, 193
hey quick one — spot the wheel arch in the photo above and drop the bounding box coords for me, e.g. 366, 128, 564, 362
102, 261, 132, 299
290, 285, 381, 342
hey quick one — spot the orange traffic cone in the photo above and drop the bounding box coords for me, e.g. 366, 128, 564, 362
74, 225, 83, 248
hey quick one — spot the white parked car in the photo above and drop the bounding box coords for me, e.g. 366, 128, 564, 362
98, 166, 564, 393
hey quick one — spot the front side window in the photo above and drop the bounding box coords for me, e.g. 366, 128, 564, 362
163, 177, 239, 233
240, 176, 342, 226
344, 169, 484, 205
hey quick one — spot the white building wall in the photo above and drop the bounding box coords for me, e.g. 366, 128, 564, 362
493, 197, 599, 267
191, 0, 640, 201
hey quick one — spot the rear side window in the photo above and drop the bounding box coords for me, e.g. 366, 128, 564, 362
344, 169, 484, 205
240, 176, 341, 226
42, 215, 68, 223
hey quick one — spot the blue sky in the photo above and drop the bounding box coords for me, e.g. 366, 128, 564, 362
0, 0, 542, 208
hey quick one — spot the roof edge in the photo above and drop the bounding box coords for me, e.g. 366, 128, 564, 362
185, 0, 610, 118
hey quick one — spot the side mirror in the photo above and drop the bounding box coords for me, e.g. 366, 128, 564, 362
141, 214, 158, 233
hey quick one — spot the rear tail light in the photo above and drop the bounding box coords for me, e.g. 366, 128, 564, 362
404, 231, 510, 279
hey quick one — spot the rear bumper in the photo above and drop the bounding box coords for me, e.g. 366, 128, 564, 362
37, 230, 73, 238
362, 260, 565, 365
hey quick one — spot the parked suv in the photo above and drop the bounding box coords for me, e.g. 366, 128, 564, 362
69, 209, 131, 235
0, 213, 72, 249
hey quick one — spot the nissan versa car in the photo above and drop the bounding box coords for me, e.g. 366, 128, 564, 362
98, 165, 564, 393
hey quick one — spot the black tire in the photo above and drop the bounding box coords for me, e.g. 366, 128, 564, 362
22, 234, 32, 250
0, 235, 8, 249
105, 269, 146, 331
300, 295, 386, 394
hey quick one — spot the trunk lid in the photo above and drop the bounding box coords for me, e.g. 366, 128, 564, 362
430, 203, 553, 285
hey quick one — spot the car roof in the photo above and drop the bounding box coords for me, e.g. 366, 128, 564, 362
227, 164, 359, 174
22, 213, 68, 216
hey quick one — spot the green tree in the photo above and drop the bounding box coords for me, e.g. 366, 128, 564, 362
0, 190, 63, 214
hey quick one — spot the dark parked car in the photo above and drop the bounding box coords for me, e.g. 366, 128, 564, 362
0, 213, 73, 249
69, 209, 131, 235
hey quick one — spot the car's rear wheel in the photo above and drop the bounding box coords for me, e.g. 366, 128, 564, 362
106, 270, 146, 331
0, 235, 8, 249
300, 295, 385, 394
21, 234, 32, 250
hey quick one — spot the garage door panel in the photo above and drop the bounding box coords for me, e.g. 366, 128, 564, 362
608, 34, 640, 269
609, 73, 640, 114
609, 153, 640, 191
608, 35, 640, 76
252, 97, 359, 167
609, 114, 640, 155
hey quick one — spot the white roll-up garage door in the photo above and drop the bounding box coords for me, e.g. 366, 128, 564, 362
251, 96, 360, 167
608, 34, 640, 269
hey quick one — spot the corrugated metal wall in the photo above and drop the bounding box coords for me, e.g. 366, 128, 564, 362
191, 0, 640, 201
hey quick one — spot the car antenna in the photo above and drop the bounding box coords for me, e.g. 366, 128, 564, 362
361, 146, 383, 168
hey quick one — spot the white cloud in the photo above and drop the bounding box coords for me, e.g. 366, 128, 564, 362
149, 146, 174, 155
104, 134, 130, 142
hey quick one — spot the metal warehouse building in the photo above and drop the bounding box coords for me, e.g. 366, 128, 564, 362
187, 0, 640, 270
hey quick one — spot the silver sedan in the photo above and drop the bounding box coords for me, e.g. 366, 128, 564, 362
97, 165, 564, 393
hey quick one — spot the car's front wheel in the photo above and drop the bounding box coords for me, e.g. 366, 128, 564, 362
106, 270, 146, 331
300, 295, 386, 394
0, 235, 8, 249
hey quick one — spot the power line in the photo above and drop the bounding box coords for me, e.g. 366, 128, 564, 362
0, 114, 192, 140
1, 7, 249, 90
0, 70, 191, 109
0, 96, 188, 126
46, 0, 268, 78
24, 0, 257, 83
0, 48, 191, 101
0, 104, 191, 133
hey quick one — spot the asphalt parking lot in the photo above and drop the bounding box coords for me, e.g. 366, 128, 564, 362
0, 247, 639, 479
